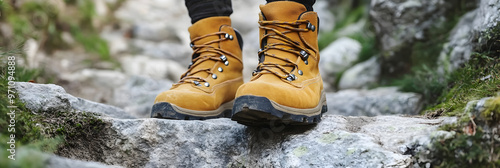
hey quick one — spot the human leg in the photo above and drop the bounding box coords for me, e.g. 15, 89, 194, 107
231, 1, 326, 126
151, 0, 244, 120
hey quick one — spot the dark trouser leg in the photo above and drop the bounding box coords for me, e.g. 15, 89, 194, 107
185, 0, 233, 24
266, 0, 316, 11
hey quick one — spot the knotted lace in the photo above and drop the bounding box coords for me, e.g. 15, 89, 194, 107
253, 20, 313, 80
174, 32, 241, 86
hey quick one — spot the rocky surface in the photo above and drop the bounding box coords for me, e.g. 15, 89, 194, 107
13, 148, 122, 168
5, 0, 500, 167
326, 87, 423, 116
338, 57, 381, 90
15, 82, 135, 119
17, 82, 422, 118
370, 0, 448, 73
46, 154, 123, 168
319, 37, 361, 90
14, 82, 449, 168
439, 0, 500, 73
437, 11, 476, 73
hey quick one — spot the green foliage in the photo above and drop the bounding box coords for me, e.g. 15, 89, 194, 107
482, 97, 500, 125
419, 23, 500, 167
318, 1, 378, 64
423, 96, 500, 168
71, 27, 111, 61
0, 55, 63, 167
428, 130, 499, 167
428, 52, 500, 115
392, 65, 449, 106
0, 49, 107, 167
348, 31, 379, 64
318, 3, 365, 49
0, 0, 113, 62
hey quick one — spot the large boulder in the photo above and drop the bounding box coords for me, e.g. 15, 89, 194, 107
319, 37, 362, 90
438, 0, 500, 73
326, 87, 423, 116
14, 82, 453, 168
113, 76, 173, 118
338, 57, 381, 90
369, 0, 449, 74
15, 82, 134, 119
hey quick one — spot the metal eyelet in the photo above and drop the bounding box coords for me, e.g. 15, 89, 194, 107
300, 50, 309, 60
298, 70, 303, 75
225, 33, 234, 40
193, 81, 200, 86
286, 74, 296, 81
204, 82, 210, 87
307, 23, 316, 32
212, 74, 217, 79
188, 62, 193, 69
252, 70, 258, 76
220, 55, 227, 62
190, 43, 194, 48
218, 67, 223, 72
224, 61, 229, 66
304, 60, 309, 65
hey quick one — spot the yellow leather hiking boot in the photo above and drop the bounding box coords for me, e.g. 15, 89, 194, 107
151, 17, 244, 120
232, 1, 327, 126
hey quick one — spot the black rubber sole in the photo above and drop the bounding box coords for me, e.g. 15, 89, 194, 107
151, 102, 232, 120
231, 95, 328, 127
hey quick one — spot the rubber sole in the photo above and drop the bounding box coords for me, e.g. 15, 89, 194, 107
231, 94, 328, 126
151, 101, 233, 120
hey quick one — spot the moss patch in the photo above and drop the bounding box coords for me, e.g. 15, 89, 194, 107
0, 50, 109, 167
416, 23, 500, 167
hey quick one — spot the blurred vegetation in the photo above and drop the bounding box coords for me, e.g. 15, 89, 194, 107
389, 0, 479, 107
414, 23, 500, 167
0, 48, 108, 167
318, 0, 378, 64
0, 0, 121, 66
0, 51, 62, 167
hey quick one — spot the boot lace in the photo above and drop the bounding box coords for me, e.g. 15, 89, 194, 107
175, 32, 241, 86
253, 20, 315, 81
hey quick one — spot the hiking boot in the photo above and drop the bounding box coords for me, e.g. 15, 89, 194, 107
232, 1, 327, 126
151, 17, 244, 120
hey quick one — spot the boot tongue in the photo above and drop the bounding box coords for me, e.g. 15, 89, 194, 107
188, 17, 231, 44
259, 1, 306, 22
185, 17, 231, 80
259, 2, 307, 78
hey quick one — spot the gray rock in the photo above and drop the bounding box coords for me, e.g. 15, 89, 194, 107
12, 148, 122, 168
338, 57, 381, 90
120, 55, 186, 81
437, 11, 476, 73
15, 83, 452, 168
130, 39, 192, 64
437, 0, 500, 74
46, 155, 123, 168
60, 118, 248, 168
232, 116, 456, 168
472, 0, 500, 33
113, 76, 173, 118
114, 0, 190, 44
370, 0, 447, 73
319, 37, 362, 89
325, 87, 423, 116
315, 0, 335, 33
63, 116, 451, 168
15, 82, 134, 119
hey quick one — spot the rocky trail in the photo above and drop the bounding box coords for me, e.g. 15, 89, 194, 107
14, 82, 454, 168
2, 0, 499, 167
